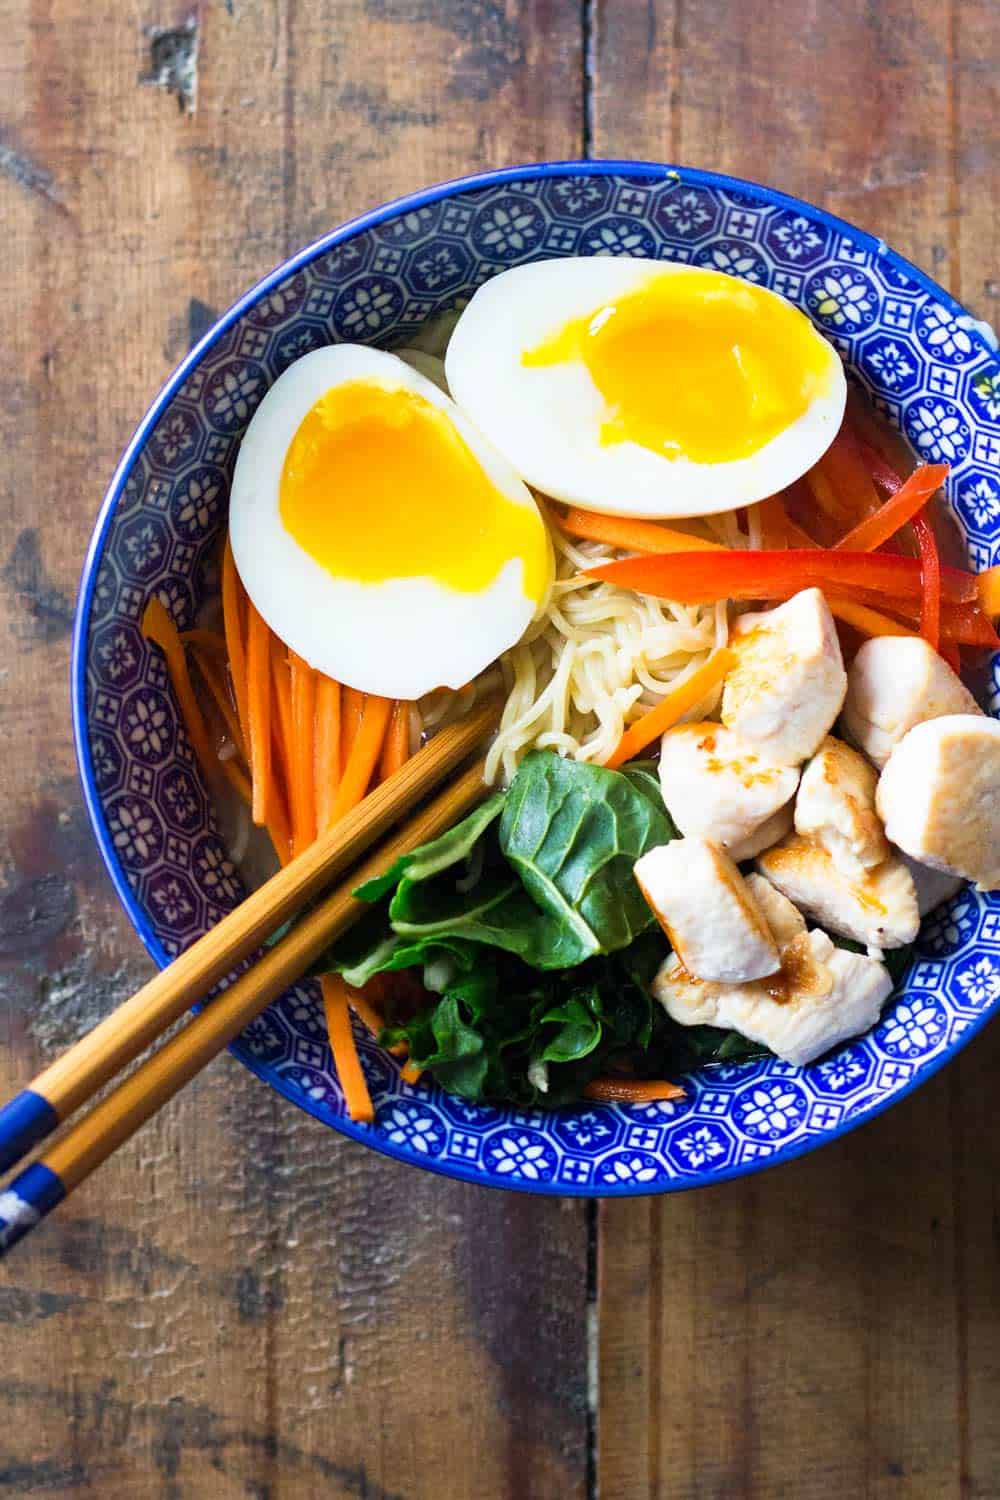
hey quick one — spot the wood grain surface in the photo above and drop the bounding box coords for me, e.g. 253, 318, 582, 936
1, 1, 998, 1497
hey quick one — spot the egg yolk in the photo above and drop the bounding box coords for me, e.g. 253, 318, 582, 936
279, 380, 550, 603
523, 269, 835, 464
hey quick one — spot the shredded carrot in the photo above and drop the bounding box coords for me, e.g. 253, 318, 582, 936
245, 601, 273, 826
188, 642, 246, 757
605, 648, 737, 768
332, 695, 393, 819
346, 987, 386, 1037
583, 1078, 686, 1104
815, 423, 882, 523
141, 598, 223, 792
314, 675, 342, 834
912, 513, 941, 652
549, 503, 727, 555
400, 1060, 424, 1086
757, 495, 790, 550
269, 635, 295, 792
379, 700, 411, 781
978, 565, 1000, 617
288, 652, 317, 856
826, 596, 918, 640
222, 537, 250, 742
341, 686, 364, 767
321, 975, 374, 1123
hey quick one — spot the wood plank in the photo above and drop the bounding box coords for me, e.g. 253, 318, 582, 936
593, 1, 1000, 1495
0, 2, 588, 1495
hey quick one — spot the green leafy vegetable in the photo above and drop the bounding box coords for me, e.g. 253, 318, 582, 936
498, 751, 676, 965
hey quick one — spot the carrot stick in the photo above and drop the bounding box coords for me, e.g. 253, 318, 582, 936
341, 686, 364, 763
833, 465, 948, 552
269, 635, 294, 793
142, 596, 222, 790
245, 601, 272, 827
583, 1078, 686, 1103
346, 988, 386, 1038
321, 975, 374, 1124
332, 695, 393, 819
549, 503, 727, 554
314, 676, 342, 834
400, 1060, 424, 1086
188, 643, 246, 757
912, 513, 941, 652
378, 701, 411, 781
222, 538, 250, 743
288, 651, 317, 857
826, 596, 918, 640
605, 648, 737, 768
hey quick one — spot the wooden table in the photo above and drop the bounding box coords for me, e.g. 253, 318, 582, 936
2, 3, 999, 1495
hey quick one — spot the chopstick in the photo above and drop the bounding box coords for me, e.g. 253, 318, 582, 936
0, 756, 490, 1255
0, 695, 499, 1177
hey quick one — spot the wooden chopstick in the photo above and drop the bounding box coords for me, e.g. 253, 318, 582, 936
0, 695, 499, 1176
0, 757, 490, 1255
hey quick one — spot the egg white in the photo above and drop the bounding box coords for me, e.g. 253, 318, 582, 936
229, 343, 551, 700
444, 257, 847, 519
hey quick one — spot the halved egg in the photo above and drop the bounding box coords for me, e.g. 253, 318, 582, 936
445, 257, 847, 518
229, 344, 553, 699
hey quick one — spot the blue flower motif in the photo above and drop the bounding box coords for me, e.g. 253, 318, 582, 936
806, 268, 878, 331
863, 337, 918, 391
485, 1130, 555, 1181
598, 1151, 660, 1186
734, 1081, 807, 1141
916, 301, 976, 363
579, 217, 656, 258
877, 997, 947, 1058
380, 1104, 446, 1157
905, 398, 970, 463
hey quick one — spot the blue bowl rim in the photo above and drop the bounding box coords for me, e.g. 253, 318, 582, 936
71, 156, 1000, 1196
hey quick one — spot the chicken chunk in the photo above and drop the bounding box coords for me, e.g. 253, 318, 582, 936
756, 833, 919, 949
657, 721, 799, 862
729, 803, 795, 863
897, 850, 964, 917
744, 873, 807, 947
653, 928, 892, 1067
876, 715, 1000, 890
634, 838, 780, 983
842, 636, 982, 769
794, 735, 889, 878
721, 588, 847, 766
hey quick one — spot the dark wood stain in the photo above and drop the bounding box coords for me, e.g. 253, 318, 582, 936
1, 529, 75, 645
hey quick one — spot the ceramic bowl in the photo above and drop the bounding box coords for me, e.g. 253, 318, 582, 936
73, 162, 1000, 1195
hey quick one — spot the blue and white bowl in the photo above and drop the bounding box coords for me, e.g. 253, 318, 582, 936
72, 162, 1000, 1196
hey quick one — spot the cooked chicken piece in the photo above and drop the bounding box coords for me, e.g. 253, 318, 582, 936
634, 837, 780, 984
657, 721, 799, 862
721, 588, 847, 766
728, 802, 796, 863
756, 833, 919, 949
653, 928, 892, 1067
744, 873, 807, 947
897, 850, 964, 916
794, 735, 889, 878
876, 715, 1000, 890
842, 636, 982, 769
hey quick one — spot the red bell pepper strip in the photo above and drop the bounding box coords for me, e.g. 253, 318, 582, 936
833, 465, 948, 552
911, 513, 942, 652
583, 548, 979, 607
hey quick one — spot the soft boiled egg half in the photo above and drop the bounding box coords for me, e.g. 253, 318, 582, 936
229, 344, 553, 699
445, 257, 847, 518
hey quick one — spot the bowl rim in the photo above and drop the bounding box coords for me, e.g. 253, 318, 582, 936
72, 157, 1000, 1195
